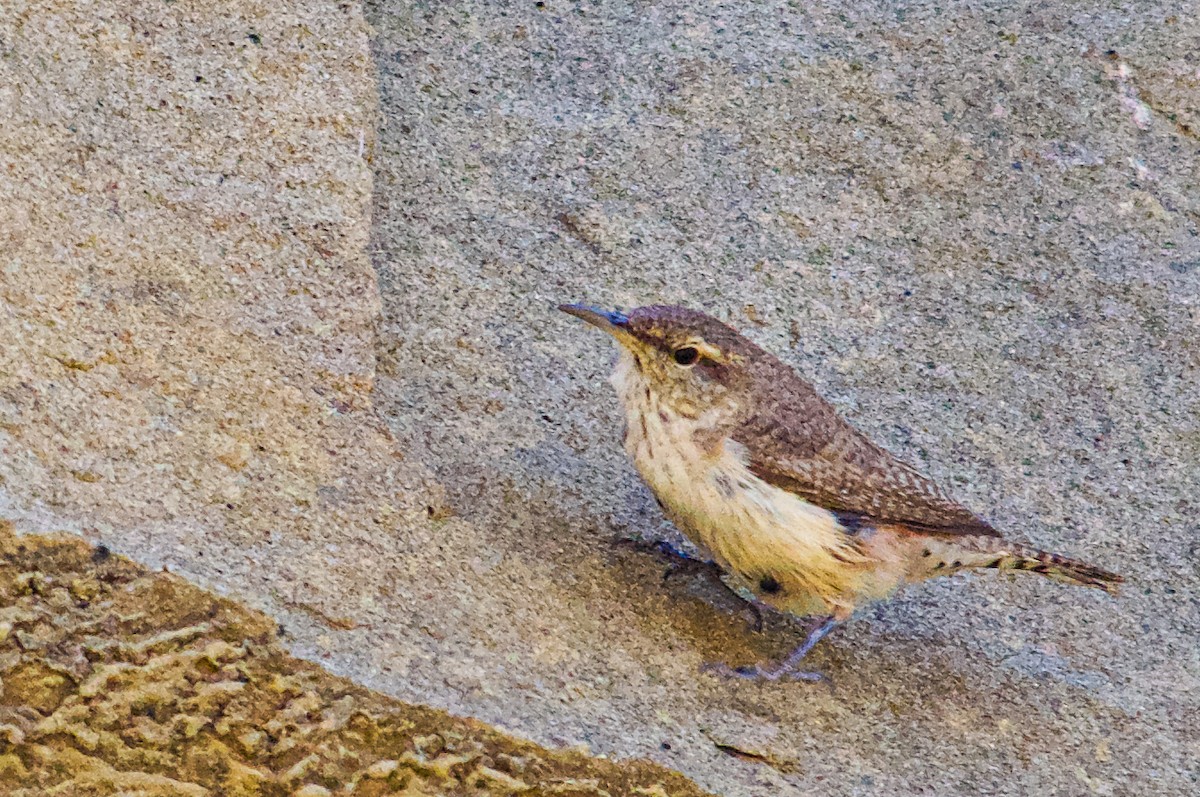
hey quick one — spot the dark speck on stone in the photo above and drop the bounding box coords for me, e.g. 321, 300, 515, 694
758, 574, 782, 594
92, 545, 111, 563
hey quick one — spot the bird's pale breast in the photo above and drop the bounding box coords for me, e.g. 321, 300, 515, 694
610, 353, 911, 618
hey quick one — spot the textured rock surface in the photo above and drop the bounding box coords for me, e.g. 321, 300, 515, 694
367, 1, 1199, 795
0, 523, 708, 796
0, 0, 436, 573
0, 0, 1197, 795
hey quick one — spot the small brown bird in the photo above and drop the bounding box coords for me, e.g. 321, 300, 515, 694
561, 304, 1122, 681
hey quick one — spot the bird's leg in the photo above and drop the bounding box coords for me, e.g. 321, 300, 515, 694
739, 600, 769, 634
653, 540, 715, 579
616, 537, 717, 578
717, 573, 773, 633
615, 537, 767, 631
703, 616, 838, 682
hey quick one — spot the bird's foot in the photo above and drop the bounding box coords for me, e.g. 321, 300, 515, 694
702, 616, 838, 683
737, 600, 770, 634
700, 661, 824, 682
615, 537, 767, 632
615, 537, 718, 580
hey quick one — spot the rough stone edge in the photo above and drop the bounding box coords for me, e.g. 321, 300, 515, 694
0, 519, 712, 796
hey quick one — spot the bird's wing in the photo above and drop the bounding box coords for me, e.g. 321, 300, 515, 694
734, 374, 999, 537
744, 443, 998, 536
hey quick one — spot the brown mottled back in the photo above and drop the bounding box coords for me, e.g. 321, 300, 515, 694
626, 306, 997, 537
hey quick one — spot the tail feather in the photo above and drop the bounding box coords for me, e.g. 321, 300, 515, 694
911, 533, 1124, 595
1001, 543, 1124, 595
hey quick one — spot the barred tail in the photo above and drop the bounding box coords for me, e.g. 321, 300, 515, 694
1001, 543, 1124, 595
914, 534, 1124, 595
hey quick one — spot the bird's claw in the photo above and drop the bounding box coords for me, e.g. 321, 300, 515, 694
616, 537, 768, 631
615, 537, 718, 579
700, 661, 824, 682
740, 603, 766, 633
702, 616, 838, 683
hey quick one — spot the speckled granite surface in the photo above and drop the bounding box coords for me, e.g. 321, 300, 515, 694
1, 0, 1197, 795
366, 2, 1199, 794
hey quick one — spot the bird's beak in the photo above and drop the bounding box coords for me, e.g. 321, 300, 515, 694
558, 304, 633, 343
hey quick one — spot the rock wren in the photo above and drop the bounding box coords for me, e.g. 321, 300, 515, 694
561, 303, 1122, 681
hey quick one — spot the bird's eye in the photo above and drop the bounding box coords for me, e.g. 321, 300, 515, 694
672, 346, 700, 366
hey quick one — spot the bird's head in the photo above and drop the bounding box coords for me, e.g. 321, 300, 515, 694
560, 303, 764, 423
